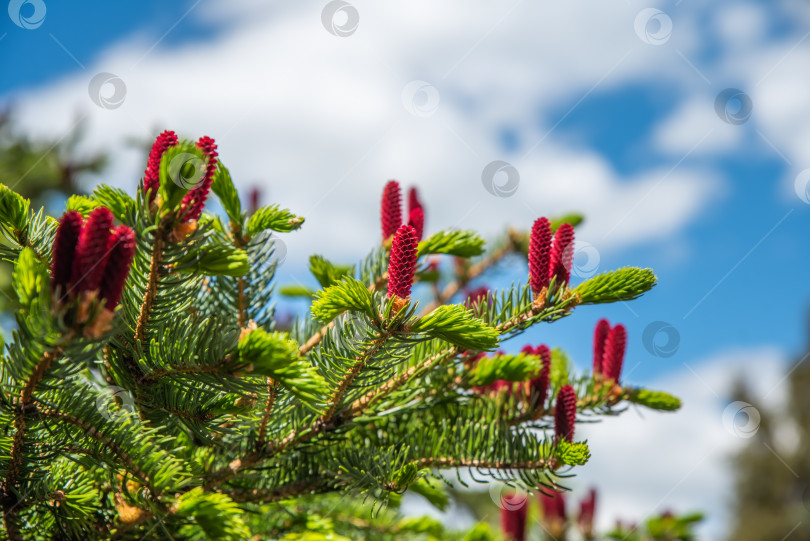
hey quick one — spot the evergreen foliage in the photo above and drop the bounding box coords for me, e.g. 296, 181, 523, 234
0, 132, 679, 540
725, 328, 810, 541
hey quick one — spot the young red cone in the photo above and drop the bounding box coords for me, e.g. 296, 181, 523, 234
465, 286, 489, 306
248, 186, 261, 215
593, 318, 611, 375
387, 224, 418, 299
578, 488, 597, 539
540, 491, 568, 539
51, 211, 83, 298
554, 384, 577, 442
603, 324, 627, 383
540, 490, 567, 523
500, 493, 528, 541
180, 136, 218, 222
98, 226, 136, 310
408, 207, 424, 241
381, 180, 402, 240
407, 186, 423, 215
548, 222, 575, 287
528, 217, 552, 295
70, 207, 114, 294
528, 345, 551, 411
142, 130, 178, 201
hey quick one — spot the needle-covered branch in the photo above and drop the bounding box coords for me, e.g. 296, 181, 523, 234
0, 134, 679, 540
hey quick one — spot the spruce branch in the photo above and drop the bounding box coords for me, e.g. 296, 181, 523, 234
0, 135, 682, 539
298, 270, 388, 356
6, 348, 61, 488
3, 348, 62, 541
323, 334, 389, 423
36, 408, 157, 497
134, 225, 166, 344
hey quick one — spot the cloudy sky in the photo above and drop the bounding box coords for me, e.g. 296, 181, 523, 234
3, 0, 810, 537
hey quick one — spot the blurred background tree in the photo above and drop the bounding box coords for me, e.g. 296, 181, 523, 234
725, 323, 810, 541
0, 109, 106, 317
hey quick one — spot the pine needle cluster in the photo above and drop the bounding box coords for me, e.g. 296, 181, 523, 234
0, 132, 679, 540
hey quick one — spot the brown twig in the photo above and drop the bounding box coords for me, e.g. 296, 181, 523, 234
257, 381, 278, 447
37, 407, 155, 493
227, 479, 326, 503
322, 336, 387, 423
416, 456, 551, 470
3, 348, 62, 539
139, 357, 232, 383
135, 231, 166, 344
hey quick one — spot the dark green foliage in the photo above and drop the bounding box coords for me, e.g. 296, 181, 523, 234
725, 331, 810, 541
0, 137, 678, 540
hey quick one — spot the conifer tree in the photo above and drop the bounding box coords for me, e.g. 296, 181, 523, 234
725, 328, 810, 541
0, 131, 680, 539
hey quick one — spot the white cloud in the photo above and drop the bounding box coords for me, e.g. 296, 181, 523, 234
713, 3, 769, 50
572, 347, 789, 539
653, 98, 743, 156
3, 1, 722, 270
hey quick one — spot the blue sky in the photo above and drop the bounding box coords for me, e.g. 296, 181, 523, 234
3, 0, 810, 536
